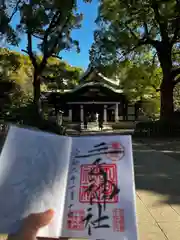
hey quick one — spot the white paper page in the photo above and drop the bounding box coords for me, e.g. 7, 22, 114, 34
0, 125, 72, 238
61, 135, 137, 240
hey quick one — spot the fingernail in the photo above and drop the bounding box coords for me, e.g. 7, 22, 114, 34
46, 209, 55, 216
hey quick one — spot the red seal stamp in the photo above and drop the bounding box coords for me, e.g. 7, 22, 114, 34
67, 210, 85, 230
106, 142, 124, 161
79, 164, 118, 203
112, 208, 125, 232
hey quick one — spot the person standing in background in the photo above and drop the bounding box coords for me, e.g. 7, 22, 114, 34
84, 114, 88, 130
98, 113, 103, 131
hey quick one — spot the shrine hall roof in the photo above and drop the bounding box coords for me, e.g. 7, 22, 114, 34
79, 65, 120, 87
41, 66, 123, 98
68, 81, 123, 94
61, 65, 122, 94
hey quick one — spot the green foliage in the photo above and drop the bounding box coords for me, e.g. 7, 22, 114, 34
0, 47, 83, 94
174, 84, 180, 111
0, 48, 33, 123
0, 0, 89, 130
141, 98, 160, 120
18, 0, 84, 57
98, 52, 162, 118
134, 119, 180, 137
114, 57, 161, 100
42, 57, 83, 90
0, 0, 20, 45
119, 58, 161, 118
0, 48, 33, 95
1, 0, 91, 120
0, 48, 83, 123
90, 0, 179, 67
91, 0, 180, 119
8, 0, 91, 112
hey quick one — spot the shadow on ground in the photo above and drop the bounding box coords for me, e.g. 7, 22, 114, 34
137, 138, 180, 161
133, 141, 180, 205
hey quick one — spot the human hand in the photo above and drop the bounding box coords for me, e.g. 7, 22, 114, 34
7, 209, 61, 240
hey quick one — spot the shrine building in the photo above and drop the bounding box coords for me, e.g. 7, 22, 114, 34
43, 67, 141, 124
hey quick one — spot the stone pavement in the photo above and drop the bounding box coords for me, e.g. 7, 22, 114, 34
134, 141, 180, 240
138, 138, 180, 161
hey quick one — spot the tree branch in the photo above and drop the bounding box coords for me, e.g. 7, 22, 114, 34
42, 11, 61, 54
125, 21, 158, 48
142, 22, 159, 47
172, 20, 180, 44
152, 84, 160, 92
38, 16, 70, 75
173, 76, 180, 85
151, 1, 169, 42
9, 0, 22, 22
34, 2, 73, 75
32, 34, 44, 40
42, 0, 74, 56
47, 15, 71, 57
172, 67, 180, 79
171, 0, 180, 45
148, 52, 159, 92
143, 22, 149, 37
152, 52, 157, 65
51, 54, 62, 60
125, 23, 139, 40
21, 49, 28, 54
25, 32, 38, 69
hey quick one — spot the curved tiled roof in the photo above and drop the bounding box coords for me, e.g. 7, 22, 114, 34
68, 81, 123, 94
79, 65, 120, 87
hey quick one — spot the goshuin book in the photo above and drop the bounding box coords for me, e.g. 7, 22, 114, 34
0, 125, 138, 240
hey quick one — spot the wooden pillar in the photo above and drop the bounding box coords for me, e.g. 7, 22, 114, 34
115, 103, 119, 122
123, 103, 128, 121
103, 105, 107, 123
57, 111, 63, 126
69, 109, 72, 121
80, 105, 84, 123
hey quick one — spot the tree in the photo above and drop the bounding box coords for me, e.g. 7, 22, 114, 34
0, 48, 33, 101
0, 48, 84, 126
41, 57, 83, 91
100, 55, 161, 118
0, 48, 34, 123
174, 84, 180, 110
90, 0, 180, 120
11, 0, 90, 119
0, 48, 83, 106
118, 60, 161, 101
0, 0, 21, 46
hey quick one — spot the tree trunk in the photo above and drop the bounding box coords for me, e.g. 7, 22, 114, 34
156, 43, 174, 121
160, 79, 174, 121
33, 71, 41, 121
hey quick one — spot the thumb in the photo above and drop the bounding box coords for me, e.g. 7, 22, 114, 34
20, 209, 54, 240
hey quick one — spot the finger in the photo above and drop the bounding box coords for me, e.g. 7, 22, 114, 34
23, 209, 54, 231
20, 209, 54, 240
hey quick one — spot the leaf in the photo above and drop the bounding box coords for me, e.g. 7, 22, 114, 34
90, 0, 179, 68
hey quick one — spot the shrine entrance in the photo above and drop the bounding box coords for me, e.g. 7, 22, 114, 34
44, 67, 139, 123
84, 104, 103, 122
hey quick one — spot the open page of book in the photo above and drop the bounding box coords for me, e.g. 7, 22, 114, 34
62, 135, 137, 240
0, 125, 72, 238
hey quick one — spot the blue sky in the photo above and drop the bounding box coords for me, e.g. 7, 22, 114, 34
10, 0, 99, 70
